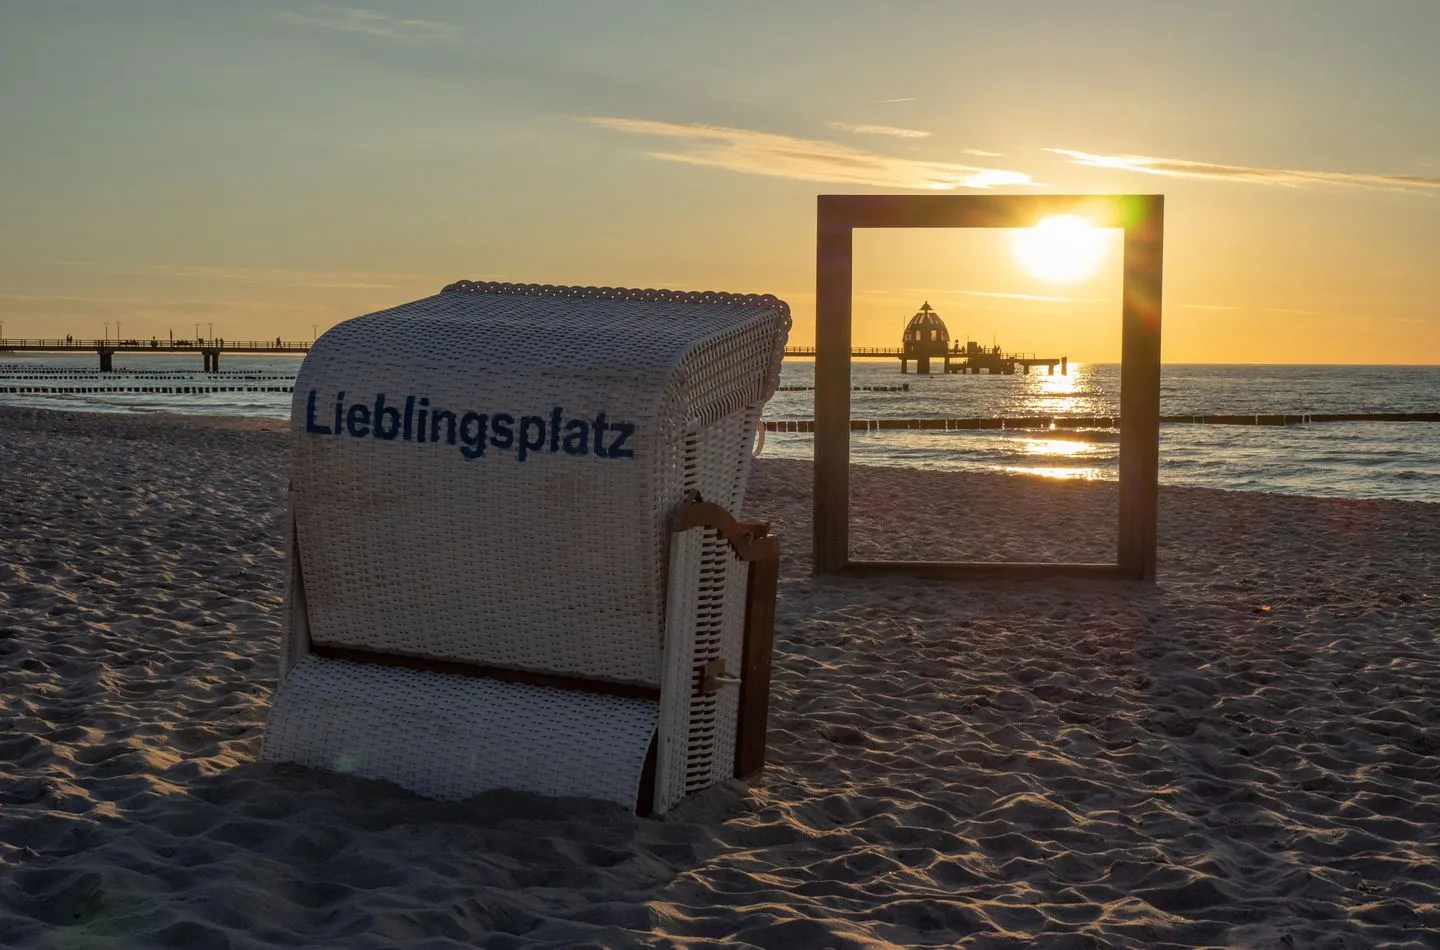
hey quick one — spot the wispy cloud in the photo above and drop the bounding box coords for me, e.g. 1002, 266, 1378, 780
278, 5, 457, 41
964, 148, 1005, 158
875, 97, 916, 103
115, 264, 444, 290
828, 121, 930, 139
0, 292, 331, 316
1177, 302, 1433, 325
0, 292, 256, 307
959, 289, 1076, 303
1047, 148, 1440, 193
1181, 303, 1338, 317
581, 117, 1037, 190
858, 288, 1111, 305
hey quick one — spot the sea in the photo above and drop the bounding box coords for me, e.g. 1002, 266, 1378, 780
2, 354, 1437, 504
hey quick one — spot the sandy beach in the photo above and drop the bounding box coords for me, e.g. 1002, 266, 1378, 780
1, 405, 1437, 948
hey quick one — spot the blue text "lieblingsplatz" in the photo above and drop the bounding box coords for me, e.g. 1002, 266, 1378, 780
304, 390, 636, 462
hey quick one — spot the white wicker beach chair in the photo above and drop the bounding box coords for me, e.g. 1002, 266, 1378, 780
261, 281, 789, 814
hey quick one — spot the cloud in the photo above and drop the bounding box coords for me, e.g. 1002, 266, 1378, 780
0, 292, 332, 318
1047, 148, 1440, 193
114, 264, 447, 290
828, 121, 930, 139
581, 117, 1037, 190
958, 289, 1077, 303
1178, 302, 1436, 326
1180, 303, 1338, 317
874, 97, 917, 103
0, 292, 256, 308
278, 5, 457, 41
963, 148, 1005, 158
858, 288, 1112, 305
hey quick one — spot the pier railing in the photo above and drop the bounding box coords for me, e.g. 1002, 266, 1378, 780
0, 339, 311, 352
783, 346, 900, 357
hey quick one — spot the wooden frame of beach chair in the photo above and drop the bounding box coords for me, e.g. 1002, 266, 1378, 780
263, 283, 790, 815
812, 194, 1164, 582
671, 499, 781, 782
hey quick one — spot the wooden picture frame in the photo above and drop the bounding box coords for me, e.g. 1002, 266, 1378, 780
813, 194, 1164, 581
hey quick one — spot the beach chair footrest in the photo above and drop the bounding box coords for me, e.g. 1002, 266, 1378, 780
262, 655, 658, 807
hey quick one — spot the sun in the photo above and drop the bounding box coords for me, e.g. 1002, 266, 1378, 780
1011, 215, 1108, 283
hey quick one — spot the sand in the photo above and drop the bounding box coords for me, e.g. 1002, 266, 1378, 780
1, 406, 1437, 948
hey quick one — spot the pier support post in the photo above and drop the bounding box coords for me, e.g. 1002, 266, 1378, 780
98, 348, 114, 373
917, 356, 930, 375
202, 348, 220, 373
1061, 356, 1068, 376
900, 359, 907, 373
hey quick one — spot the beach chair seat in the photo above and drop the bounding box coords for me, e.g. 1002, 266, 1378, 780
261, 281, 789, 813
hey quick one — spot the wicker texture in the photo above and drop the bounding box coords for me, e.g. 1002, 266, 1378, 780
265, 656, 658, 804
267, 281, 790, 810
289, 284, 788, 685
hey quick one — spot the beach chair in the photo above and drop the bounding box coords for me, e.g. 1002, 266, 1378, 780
261, 281, 790, 814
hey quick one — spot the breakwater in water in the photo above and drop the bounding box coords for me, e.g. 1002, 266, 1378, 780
764, 412, 1440, 432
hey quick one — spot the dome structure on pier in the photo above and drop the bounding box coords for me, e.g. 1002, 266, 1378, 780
902, 302, 950, 358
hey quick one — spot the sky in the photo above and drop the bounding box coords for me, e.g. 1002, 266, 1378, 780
2, 0, 1438, 363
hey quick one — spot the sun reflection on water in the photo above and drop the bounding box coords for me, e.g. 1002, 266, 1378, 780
1022, 363, 1088, 416
1009, 431, 1105, 480
1020, 437, 1089, 456
1004, 464, 1107, 481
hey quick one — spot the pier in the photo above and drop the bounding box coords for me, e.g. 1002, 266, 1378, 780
4, 308, 1066, 378
899, 302, 1065, 375
1, 334, 1064, 375
780, 345, 1066, 374
777, 302, 1066, 375
0, 338, 310, 372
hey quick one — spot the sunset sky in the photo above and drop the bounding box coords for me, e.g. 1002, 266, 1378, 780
3, 1, 1437, 363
